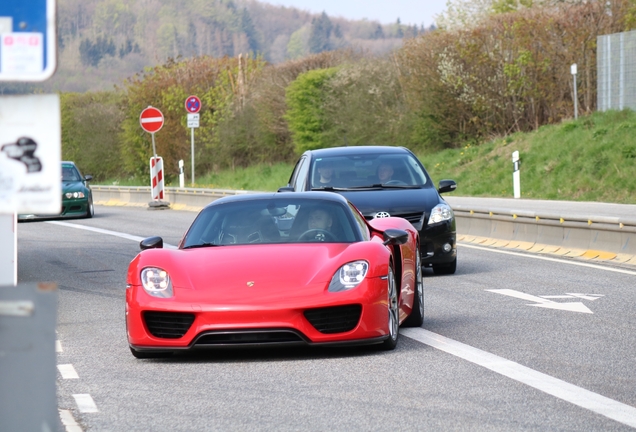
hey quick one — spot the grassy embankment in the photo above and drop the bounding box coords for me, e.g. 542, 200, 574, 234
111, 110, 636, 204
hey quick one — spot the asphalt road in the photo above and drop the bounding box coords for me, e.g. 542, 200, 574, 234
16, 205, 636, 431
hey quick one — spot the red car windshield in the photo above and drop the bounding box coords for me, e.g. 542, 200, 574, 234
182, 198, 361, 248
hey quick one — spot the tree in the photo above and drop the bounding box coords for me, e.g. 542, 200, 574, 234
285, 67, 338, 153
309, 12, 333, 53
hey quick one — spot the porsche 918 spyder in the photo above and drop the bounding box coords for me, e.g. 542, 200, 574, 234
126, 192, 423, 358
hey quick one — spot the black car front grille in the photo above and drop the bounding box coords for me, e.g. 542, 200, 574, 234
304, 305, 362, 334
143, 311, 195, 339
365, 212, 423, 224
194, 330, 305, 346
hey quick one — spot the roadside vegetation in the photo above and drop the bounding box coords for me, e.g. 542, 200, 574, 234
50, 0, 636, 205
102, 109, 636, 205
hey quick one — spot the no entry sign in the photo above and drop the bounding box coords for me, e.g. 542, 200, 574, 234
140, 106, 164, 133
185, 95, 201, 113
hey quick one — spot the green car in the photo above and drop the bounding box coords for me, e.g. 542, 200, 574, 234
19, 161, 94, 220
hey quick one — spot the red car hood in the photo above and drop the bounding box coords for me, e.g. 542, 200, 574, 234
130, 242, 389, 305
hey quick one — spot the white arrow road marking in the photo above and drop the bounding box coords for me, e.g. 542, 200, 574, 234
567, 293, 604, 301
402, 328, 636, 429
529, 302, 593, 314
487, 289, 594, 314
540, 294, 604, 301
73, 394, 98, 413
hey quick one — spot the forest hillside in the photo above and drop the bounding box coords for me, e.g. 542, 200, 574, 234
0, 0, 426, 93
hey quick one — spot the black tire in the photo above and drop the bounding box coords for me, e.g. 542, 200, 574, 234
380, 265, 399, 350
85, 196, 94, 219
403, 252, 424, 327
130, 347, 173, 359
433, 257, 456, 275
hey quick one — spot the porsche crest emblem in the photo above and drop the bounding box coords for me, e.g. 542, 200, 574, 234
246, 281, 255, 287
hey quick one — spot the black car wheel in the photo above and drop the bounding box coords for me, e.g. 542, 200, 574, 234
85, 196, 94, 219
380, 265, 399, 350
403, 251, 424, 327
433, 257, 457, 275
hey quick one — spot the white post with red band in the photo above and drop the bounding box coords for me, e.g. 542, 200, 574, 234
149, 156, 165, 201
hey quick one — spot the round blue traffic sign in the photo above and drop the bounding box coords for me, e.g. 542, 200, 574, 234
185, 95, 201, 113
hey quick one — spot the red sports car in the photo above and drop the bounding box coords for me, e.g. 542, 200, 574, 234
126, 192, 423, 358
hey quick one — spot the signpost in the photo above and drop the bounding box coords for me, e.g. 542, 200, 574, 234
185, 96, 201, 185
139, 106, 168, 207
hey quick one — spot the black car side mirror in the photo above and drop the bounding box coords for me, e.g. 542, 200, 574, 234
140, 236, 163, 250
85, 175, 93, 182
382, 229, 409, 246
277, 186, 294, 192
438, 179, 457, 194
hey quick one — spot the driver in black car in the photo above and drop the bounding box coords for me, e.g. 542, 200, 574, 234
376, 162, 394, 184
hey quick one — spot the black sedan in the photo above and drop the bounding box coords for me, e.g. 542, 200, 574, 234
280, 146, 457, 274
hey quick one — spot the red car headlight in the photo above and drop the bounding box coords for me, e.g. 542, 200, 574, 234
141, 267, 173, 298
328, 260, 369, 292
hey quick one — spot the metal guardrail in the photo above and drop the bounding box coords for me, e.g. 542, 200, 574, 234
451, 205, 636, 263
91, 185, 636, 264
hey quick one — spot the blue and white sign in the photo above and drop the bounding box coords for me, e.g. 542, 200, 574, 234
0, 0, 56, 81
185, 95, 201, 113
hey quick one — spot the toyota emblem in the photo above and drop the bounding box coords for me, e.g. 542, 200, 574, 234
374, 212, 391, 219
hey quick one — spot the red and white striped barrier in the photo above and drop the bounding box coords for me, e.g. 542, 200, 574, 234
149, 156, 165, 201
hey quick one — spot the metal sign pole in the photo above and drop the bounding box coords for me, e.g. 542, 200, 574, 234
151, 132, 157, 159
191, 127, 195, 186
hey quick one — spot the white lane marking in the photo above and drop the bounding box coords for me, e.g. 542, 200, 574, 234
46, 221, 177, 249
73, 394, 98, 413
56, 340, 63, 352
402, 328, 636, 428
486, 289, 593, 314
57, 364, 79, 379
460, 243, 636, 276
59, 409, 83, 432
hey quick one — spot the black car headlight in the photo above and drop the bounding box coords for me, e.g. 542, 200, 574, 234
428, 204, 453, 224
65, 191, 85, 199
328, 260, 369, 292
141, 267, 173, 298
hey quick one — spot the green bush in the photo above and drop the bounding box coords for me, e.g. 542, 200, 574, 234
61, 91, 125, 181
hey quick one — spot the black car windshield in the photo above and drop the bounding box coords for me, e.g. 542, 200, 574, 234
310, 153, 428, 189
62, 165, 81, 181
182, 198, 361, 248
